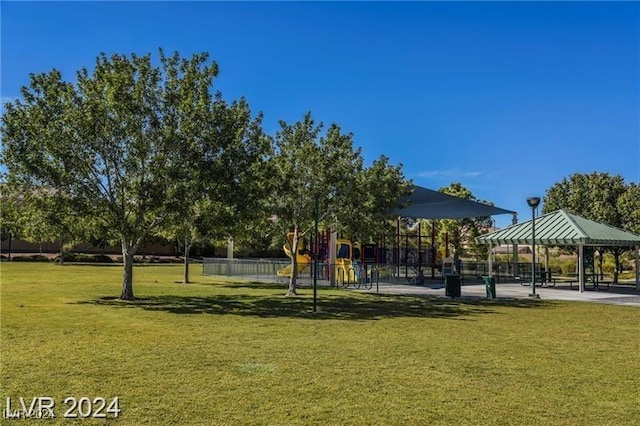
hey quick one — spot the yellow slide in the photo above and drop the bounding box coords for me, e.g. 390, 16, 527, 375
276, 234, 312, 277
335, 258, 358, 284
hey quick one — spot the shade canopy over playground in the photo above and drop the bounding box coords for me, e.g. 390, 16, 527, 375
476, 209, 640, 292
397, 185, 516, 220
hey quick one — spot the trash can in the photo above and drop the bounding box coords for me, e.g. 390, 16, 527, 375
445, 274, 461, 298
482, 276, 496, 299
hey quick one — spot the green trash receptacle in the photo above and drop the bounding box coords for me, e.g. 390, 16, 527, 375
445, 274, 461, 298
482, 276, 496, 299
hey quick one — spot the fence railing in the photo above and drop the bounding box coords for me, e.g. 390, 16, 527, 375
202, 258, 530, 287
202, 258, 390, 287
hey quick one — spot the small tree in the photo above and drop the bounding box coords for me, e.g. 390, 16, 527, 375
436, 183, 492, 262
0, 186, 23, 260
341, 155, 412, 242
270, 112, 410, 296
270, 113, 339, 295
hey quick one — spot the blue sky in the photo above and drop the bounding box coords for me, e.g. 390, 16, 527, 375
2, 1, 639, 227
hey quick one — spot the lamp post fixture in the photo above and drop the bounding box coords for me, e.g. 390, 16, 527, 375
527, 197, 541, 298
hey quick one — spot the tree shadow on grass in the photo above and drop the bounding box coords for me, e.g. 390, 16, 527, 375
215, 282, 290, 290
76, 292, 552, 321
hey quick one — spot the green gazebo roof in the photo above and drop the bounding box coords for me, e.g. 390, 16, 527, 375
476, 209, 640, 247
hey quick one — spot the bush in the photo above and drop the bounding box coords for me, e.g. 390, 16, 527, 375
114, 256, 145, 264
55, 253, 114, 263
55, 252, 78, 263
90, 254, 114, 263
11, 255, 51, 262
149, 257, 175, 264
549, 257, 576, 275
602, 257, 616, 275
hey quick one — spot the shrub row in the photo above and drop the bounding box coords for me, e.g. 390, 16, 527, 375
4, 254, 188, 263
55, 253, 115, 263
9, 254, 51, 262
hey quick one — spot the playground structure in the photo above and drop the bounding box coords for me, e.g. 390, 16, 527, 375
276, 231, 362, 285
334, 238, 361, 284
202, 187, 640, 290
276, 233, 312, 278
275, 221, 452, 285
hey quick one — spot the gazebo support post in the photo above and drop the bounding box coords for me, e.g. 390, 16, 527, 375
511, 214, 518, 279
431, 221, 436, 279
544, 246, 550, 276
635, 245, 639, 292
578, 245, 585, 293
488, 243, 493, 278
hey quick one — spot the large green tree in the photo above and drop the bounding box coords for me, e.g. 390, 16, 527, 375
543, 172, 626, 225
155, 51, 272, 284
1, 50, 266, 299
617, 183, 640, 235
542, 172, 634, 282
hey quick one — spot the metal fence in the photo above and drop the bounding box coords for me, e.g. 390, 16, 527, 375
202, 258, 290, 282
202, 258, 397, 287
202, 258, 529, 287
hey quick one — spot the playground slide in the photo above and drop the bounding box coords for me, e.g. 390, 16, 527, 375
276, 244, 312, 277
335, 257, 358, 284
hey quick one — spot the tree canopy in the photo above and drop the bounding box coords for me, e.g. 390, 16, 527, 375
2, 50, 410, 299
269, 113, 410, 295
1, 50, 271, 299
542, 171, 639, 282
435, 182, 492, 261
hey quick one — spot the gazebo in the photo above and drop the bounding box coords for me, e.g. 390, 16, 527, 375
476, 209, 640, 292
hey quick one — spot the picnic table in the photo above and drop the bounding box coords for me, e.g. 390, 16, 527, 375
550, 273, 610, 291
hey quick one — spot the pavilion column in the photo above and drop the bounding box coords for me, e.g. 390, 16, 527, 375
578, 245, 585, 293
488, 243, 493, 278
511, 213, 519, 278
635, 245, 639, 292
544, 246, 550, 273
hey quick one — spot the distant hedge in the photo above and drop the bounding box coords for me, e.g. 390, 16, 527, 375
4, 253, 188, 264
55, 253, 115, 263
11, 255, 51, 262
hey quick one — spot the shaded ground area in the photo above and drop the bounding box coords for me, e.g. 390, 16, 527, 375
77, 291, 549, 321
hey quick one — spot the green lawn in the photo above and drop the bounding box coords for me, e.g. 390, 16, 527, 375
2, 262, 639, 425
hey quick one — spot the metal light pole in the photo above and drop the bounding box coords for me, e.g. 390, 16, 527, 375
527, 197, 541, 298
313, 195, 319, 312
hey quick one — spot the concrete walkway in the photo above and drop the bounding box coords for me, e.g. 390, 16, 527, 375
363, 280, 640, 307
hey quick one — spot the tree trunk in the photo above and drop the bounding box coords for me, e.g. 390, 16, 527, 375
120, 242, 135, 300
59, 239, 65, 265
613, 252, 620, 284
183, 236, 191, 284
287, 228, 299, 296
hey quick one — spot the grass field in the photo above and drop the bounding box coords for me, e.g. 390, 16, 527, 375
2, 262, 640, 425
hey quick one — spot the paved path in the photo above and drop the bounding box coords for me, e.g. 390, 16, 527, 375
362, 281, 640, 307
